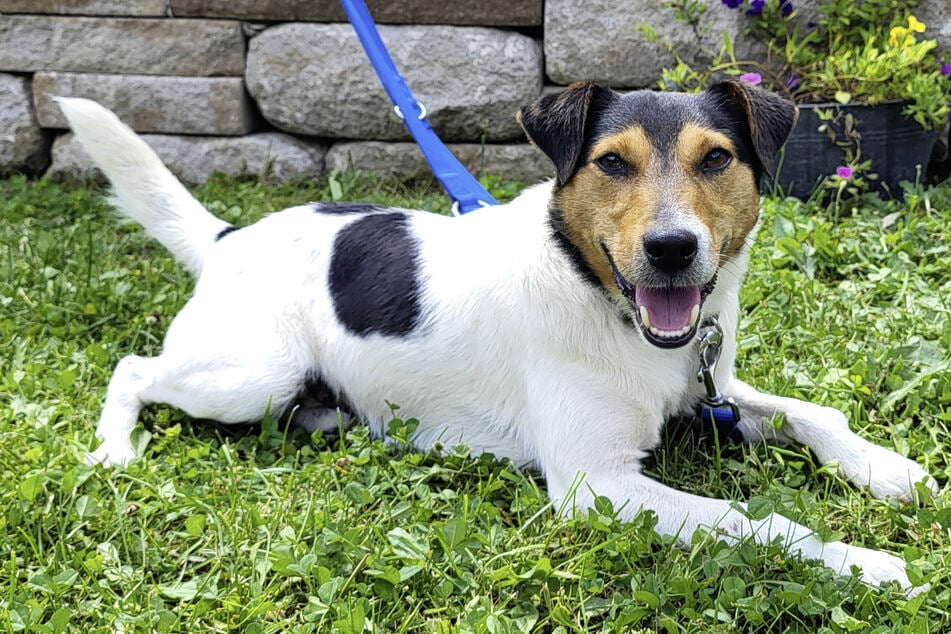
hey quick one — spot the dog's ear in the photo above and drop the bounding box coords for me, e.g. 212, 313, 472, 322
518, 82, 614, 186
708, 80, 798, 178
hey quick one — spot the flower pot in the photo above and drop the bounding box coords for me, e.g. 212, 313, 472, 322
771, 101, 938, 200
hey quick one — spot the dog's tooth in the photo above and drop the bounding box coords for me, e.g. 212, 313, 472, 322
639, 306, 651, 329
689, 304, 700, 327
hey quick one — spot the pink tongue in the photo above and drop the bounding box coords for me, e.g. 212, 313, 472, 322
634, 286, 700, 331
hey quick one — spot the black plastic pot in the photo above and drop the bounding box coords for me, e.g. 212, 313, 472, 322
770, 101, 938, 200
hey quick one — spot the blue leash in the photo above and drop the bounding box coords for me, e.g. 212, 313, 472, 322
341, 0, 743, 442
339, 0, 498, 215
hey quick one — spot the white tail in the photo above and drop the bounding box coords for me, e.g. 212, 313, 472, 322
55, 97, 230, 276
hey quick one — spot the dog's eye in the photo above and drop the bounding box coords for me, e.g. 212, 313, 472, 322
701, 148, 732, 172
594, 153, 627, 175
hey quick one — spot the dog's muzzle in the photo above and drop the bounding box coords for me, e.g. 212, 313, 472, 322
601, 244, 716, 348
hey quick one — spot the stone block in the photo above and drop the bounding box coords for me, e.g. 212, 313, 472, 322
170, 0, 542, 26
34, 73, 257, 135
0, 1, 166, 15
0, 16, 244, 76
48, 132, 327, 186
326, 141, 554, 185
0, 74, 49, 174
544, 0, 764, 88
917, 1, 951, 53
246, 23, 542, 142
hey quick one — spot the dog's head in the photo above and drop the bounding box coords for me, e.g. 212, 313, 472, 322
518, 81, 797, 348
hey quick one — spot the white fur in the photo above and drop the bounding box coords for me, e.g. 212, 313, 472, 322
59, 97, 937, 595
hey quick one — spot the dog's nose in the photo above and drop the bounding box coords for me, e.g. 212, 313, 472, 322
643, 229, 698, 275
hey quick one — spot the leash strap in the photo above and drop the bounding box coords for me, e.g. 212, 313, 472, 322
339, 0, 498, 215
697, 318, 743, 442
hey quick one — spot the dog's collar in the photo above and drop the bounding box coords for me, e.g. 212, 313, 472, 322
696, 316, 742, 442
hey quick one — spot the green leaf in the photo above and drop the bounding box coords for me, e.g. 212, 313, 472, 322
185, 513, 206, 537
834, 91, 853, 104
435, 515, 467, 552
329, 174, 344, 201
19, 474, 43, 502
332, 601, 365, 634
74, 494, 98, 519
398, 565, 424, 582
159, 580, 200, 601
317, 577, 344, 603
633, 590, 661, 609
831, 606, 868, 631
387, 527, 428, 561
49, 608, 71, 634
746, 495, 774, 520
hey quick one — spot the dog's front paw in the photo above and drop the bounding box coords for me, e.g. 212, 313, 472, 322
822, 542, 927, 597
85, 442, 136, 468
842, 440, 938, 502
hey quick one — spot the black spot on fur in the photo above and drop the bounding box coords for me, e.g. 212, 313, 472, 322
311, 202, 395, 215
215, 225, 240, 241
294, 375, 353, 415
329, 212, 423, 337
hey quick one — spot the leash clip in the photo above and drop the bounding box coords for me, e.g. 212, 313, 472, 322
696, 318, 742, 440
394, 101, 428, 121
697, 321, 724, 402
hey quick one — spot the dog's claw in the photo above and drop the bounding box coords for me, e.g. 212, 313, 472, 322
823, 542, 928, 597
85, 443, 136, 468
845, 441, 939, 503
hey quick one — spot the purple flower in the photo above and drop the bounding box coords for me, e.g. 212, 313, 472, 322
779, 0, 794, 16
785, 74, 800, 91
941, 59, 951, 76
722, 0, 743, 8
739, 72, 762, 86
836, 166, 853, 179
746, 0, 765, 16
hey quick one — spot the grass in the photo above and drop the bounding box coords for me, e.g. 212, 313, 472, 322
1, 171, 950, 633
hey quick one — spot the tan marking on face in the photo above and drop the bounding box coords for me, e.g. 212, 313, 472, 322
674, 123, 760, 260
554, 122, 761, 294
555, 126, 660, 289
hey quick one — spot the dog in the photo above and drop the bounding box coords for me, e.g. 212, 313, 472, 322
58, 80, 937, 593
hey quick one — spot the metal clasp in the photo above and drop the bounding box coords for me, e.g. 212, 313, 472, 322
394, 101, 428, 121
697, 319, 725, 404
696, 318, 741, 425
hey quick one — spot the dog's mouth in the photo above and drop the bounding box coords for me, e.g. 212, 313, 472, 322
602, 245, 716, 348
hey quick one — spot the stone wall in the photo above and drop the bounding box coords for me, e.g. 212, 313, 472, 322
1, 1, 949, 186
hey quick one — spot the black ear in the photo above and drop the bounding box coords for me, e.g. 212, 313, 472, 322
707, 80, 798, 178
518, 82, 614, 186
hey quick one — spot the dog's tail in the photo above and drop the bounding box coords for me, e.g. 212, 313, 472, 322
56, 97, 229, 276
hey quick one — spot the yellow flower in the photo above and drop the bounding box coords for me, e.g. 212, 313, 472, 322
889, 16, 924, 49
907, 15, 925, 33
889, 26, 910, 48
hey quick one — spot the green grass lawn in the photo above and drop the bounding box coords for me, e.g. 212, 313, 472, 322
2, 172, 950, 633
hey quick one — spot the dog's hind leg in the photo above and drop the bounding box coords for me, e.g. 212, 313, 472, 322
88, 302, 311, 467
86, 354, 155, 467
726, 378, 938, 501
88, 349, 305, 467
